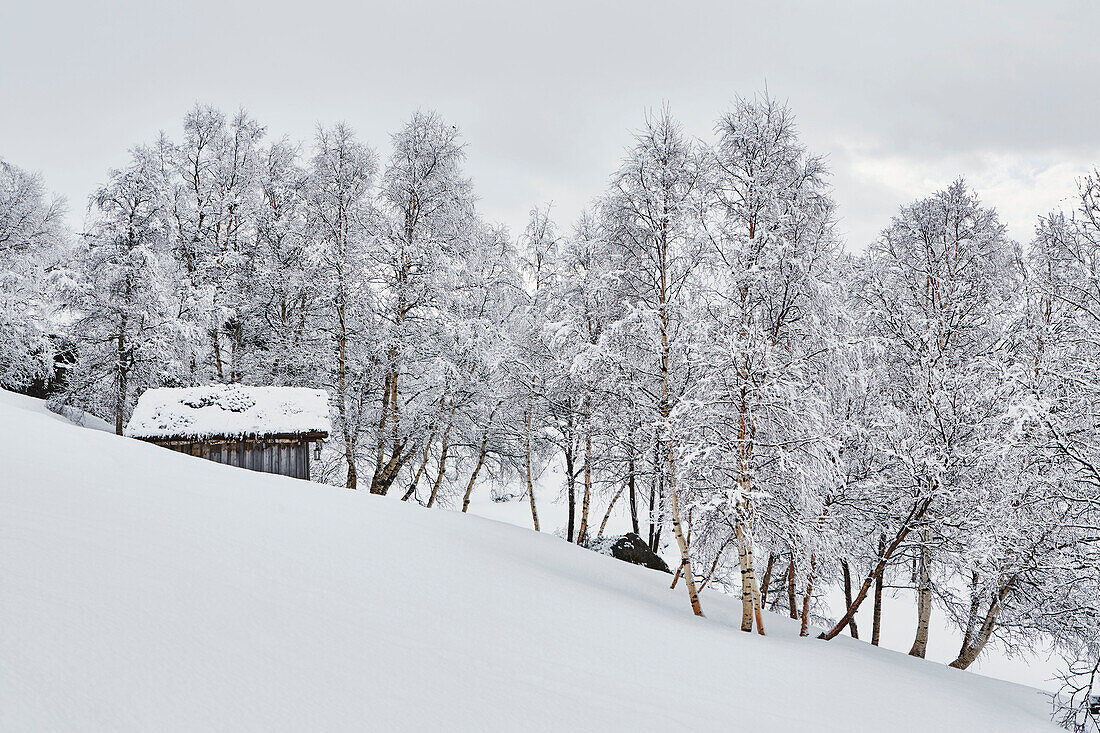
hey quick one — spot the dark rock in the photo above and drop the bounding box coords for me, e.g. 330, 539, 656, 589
590, 532, 671, 573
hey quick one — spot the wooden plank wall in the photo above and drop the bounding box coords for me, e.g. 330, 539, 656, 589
160, 440, 311, 480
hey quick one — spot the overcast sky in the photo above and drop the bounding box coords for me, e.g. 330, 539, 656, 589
2, 0, 1097, 249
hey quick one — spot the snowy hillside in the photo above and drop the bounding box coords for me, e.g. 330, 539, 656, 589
466, 470, 1066, 693
0, 390, 1057, 731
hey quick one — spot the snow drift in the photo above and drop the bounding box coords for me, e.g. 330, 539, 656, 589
0, 390, 1056, 731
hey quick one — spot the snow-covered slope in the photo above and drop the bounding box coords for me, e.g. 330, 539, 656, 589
1, 389, 113, 432
466, 464, 1065, 692
0, 390, 1057, 731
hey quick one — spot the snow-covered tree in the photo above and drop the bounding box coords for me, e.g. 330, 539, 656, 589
447, 223, 524, 513
0, 159, 68, 391
157, 105, 266, 384
366, 110, 478, 496
1054, 647, 1100, 733
304, 123, 379, 490
685, 94, 841, 632
598, 107, 708, 614
1012, 172, 1100, 685
509, 205, 564, 532
824, 181, 1019, 654
247, 138, 324, 387
67, 154, 190, 433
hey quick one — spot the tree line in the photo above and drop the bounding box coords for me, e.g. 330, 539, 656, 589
2, 94, 1099, 729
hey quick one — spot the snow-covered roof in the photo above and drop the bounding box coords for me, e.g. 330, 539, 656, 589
125, 386, 331, 441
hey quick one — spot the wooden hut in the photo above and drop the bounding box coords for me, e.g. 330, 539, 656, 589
126, 386, 330, 480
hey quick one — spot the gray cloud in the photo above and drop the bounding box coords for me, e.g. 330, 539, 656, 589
2, 0, 1096, 246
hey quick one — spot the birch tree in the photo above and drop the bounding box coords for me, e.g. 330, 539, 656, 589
159, 105, 266, 383
305, 123, 378, 490
511, 206, 562, 531
825, 180, 1018, 651
601, 108, 706, 616
690, 94, 840, 632
249, 138, 324, 387
367, 110, 476, 496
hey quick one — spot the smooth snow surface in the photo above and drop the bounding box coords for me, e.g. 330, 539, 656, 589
0, 390, 1057, 731
0, 389, 114, 432
465, 464, 1066, 693
125, 385, 331, 439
